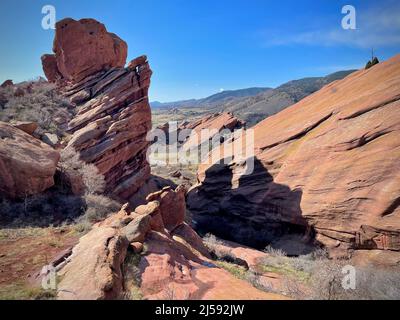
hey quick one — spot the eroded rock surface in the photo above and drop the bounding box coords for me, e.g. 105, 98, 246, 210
156, 112, 245, 150
57, 211, 130, 300
188, 54, 400, 257
43, 18, 127, 82
0, 122, 60, 199
56, 186, 288, 300
42, 18, 152, 201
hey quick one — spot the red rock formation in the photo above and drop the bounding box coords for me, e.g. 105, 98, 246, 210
188, 54, 400, 257
181, 112, 245, 150
42, 18, 152, 201
43, 18, 127, 83
0, 122, 60, 198
0, 80, 13, 88
41, 54, 62, 83
154, 112, 245, 162
57, 210, 130, 300
55, 186, 288, 300
12, 121, 38, 135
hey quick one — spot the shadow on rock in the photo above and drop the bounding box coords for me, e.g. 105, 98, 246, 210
187, 157, 320, 255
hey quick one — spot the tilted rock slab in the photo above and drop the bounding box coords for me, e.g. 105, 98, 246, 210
57, 211, 130, 300
42, 18, 152, 201
63, 58, 152, 199
0, 122, 59, 199
188, 54, 400, 257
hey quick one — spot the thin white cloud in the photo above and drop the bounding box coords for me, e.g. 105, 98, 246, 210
261, 4, 400, 48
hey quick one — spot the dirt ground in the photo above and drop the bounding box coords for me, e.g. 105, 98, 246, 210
0, 226, 79, 299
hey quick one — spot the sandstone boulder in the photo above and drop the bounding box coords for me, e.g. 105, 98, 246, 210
41, 54, 62, 82
0, 122, 60, 198
188, 54, 400, 257
146, 186, 186, 232
41, 132, 59, 147
55, 184, 289, 300
12, 121, 38, 135
47, 18, 127, 82
57, 218, 129, 300
122, 214, 151, 243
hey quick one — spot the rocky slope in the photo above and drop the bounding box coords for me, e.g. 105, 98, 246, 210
42, 18, 152, 201
55, 186, 288, 300
219, 70, 355, 126
151, 87, 270, 109
188, 54, 400, 257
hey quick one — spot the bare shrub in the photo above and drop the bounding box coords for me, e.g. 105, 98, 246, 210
56, 148, 120, 226
309, 259, 350, 300
0, 80, 73, 135
310, 262, 400, 300
282, 277, 307, 299
203, 233, 239, 262
59, 148, 106, 195
80, 164, 106, 195
264, 245, 287, 257
203, 233, 221, 247
349, 267, 400, 300
81, 194, 121, 223
246, 271, 276, 293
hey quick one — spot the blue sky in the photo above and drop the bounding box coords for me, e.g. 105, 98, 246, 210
0, 0, 399, 102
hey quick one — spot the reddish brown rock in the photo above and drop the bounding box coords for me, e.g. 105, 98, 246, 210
156, 112, 245, 150
146, 186, 186, 232
140, 231, 288, 300
0, 80, 13, 88
130, 242, 144, 254
188, 54, 400, 257
57, 215, 129, 300
41, 54, 62, 83
12, 121, 38, 135
13, 87, 25, 97
135, 200, 165, 232
45, 18, 127, 82
172, 222, 211, 258
0, 122, 60, 198
42, 18, 153, 201
122, 214, 151, 243
55, 185, 288, 300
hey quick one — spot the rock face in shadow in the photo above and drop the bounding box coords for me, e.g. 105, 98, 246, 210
188, 54, 400, 257
42, 18, 152, 201
0, 122, 60, 199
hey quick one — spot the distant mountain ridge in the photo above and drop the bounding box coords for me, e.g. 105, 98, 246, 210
219, 70, 357, 126
151, 87, 271, 109
151, 69, 357, 127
